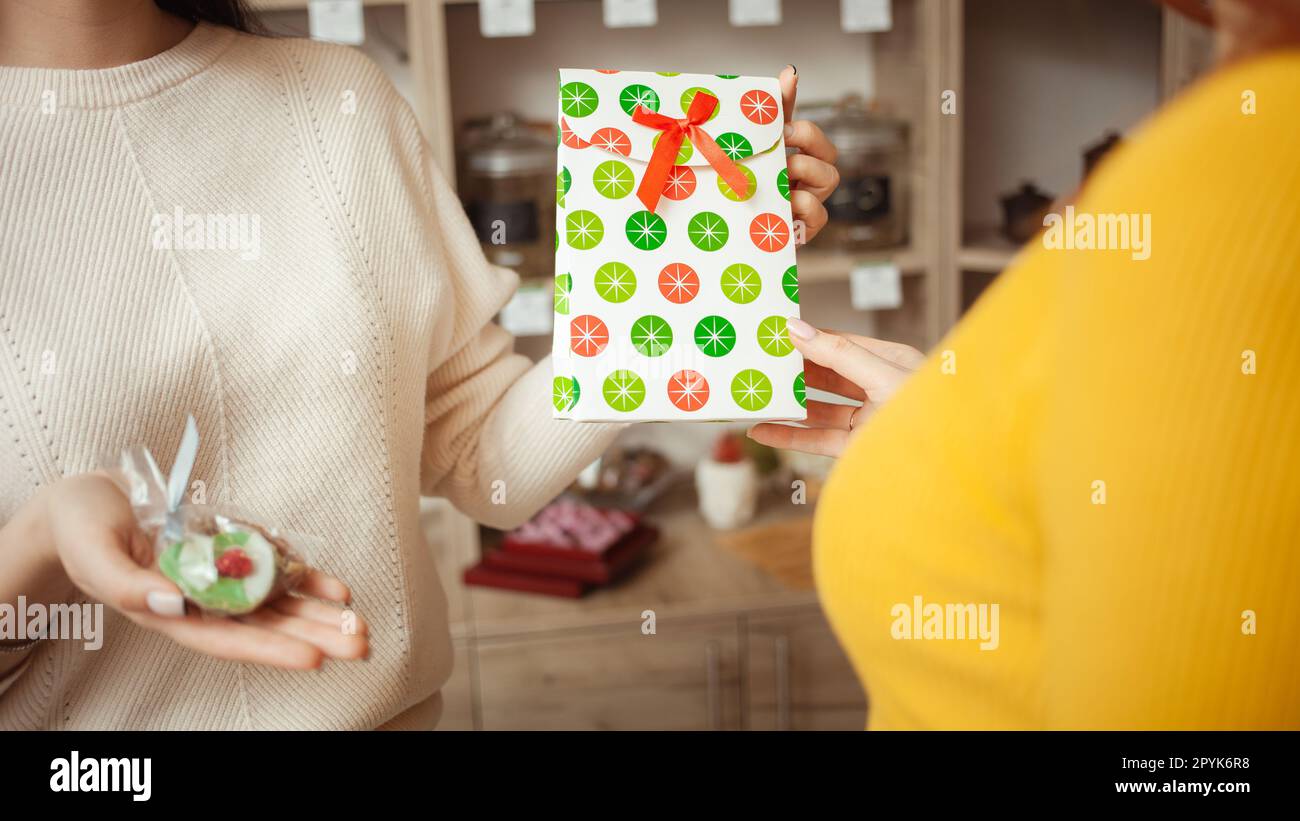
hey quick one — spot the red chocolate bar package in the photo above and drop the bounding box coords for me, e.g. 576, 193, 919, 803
485, 522, 657, 584
464, 500, 658, 597
462, 563, 588, 599
501, 499, 640, 562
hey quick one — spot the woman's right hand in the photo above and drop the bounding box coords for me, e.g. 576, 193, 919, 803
747, 317, 925, 457
35, 473, 368, 669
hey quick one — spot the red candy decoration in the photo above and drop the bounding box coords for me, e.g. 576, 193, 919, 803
215, 548, 253, 579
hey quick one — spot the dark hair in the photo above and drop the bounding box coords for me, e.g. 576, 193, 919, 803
153, 0, 264, 33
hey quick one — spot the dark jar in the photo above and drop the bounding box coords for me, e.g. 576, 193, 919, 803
459, 113, 556, 278
818, 97, 910, 251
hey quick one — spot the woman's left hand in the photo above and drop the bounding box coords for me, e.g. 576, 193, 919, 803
747, 318, 925, 458
779, 65, 839, 244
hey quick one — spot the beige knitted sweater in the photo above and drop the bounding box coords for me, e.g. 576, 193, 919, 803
0, 23, 618, 729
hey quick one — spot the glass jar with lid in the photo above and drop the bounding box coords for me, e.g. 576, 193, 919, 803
459, 113, 556, 278
817, 96, 910, 251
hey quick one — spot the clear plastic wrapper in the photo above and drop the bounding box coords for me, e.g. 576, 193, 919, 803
110, 427, 312, 617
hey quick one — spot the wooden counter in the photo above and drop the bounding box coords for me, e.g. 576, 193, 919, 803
423, 486, 867, 730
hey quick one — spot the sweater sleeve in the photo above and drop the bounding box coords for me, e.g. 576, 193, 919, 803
287, 36, 624, 529
413, 135, 625, 529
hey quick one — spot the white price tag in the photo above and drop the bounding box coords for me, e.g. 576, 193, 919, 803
849, 263, 902, 311
841, 0, 892, 32
308, 0, 365, 46
499, 284, 553, 336
729, 0, 782, 27
603, 0, 657, 28
480, 0, 536, 38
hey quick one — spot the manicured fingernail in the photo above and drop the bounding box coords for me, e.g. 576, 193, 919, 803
147, 590, 184, 617
784, 123, 795, 138
789, 64, 797, 76
786, 316, 816, 340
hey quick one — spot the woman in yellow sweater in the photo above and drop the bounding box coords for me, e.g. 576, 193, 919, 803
751, 0, 1300, 729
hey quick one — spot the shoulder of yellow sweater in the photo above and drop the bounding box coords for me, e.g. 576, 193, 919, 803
1070, 47, 1300, 259
1116, 47, 1300, 176
954, 50, 1300, 387
1168, 47, 1299, 126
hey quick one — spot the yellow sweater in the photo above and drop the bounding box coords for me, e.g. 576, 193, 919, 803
814, 51, 1300, 730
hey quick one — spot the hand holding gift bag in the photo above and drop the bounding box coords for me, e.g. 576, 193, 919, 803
553, 68, 822, 422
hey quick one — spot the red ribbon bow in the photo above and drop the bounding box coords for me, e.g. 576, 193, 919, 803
632, 93, 751, 212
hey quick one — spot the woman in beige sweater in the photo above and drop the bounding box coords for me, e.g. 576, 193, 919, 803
0, 0, 838, 728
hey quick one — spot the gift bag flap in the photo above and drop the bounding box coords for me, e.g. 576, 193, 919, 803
558, 68, 785, 167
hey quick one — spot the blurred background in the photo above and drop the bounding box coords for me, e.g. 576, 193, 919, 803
254, 0, 1213, 730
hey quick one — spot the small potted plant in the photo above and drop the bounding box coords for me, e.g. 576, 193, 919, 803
695, 431, 759, 530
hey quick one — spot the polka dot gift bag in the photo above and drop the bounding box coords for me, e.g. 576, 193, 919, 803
552, 69, 807, 422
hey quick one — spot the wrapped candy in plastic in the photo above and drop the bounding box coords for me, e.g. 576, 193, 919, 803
112, 416, 311, 616
152, 508, 308, 615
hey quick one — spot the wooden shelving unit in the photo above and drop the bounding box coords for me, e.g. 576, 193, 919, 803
798, 244, 923, 283
252, 0, 1213, 337
253, 0, 944, 345
949, 0, 1213, 323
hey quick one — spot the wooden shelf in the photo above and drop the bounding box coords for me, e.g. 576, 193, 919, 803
958, 227, 1024, 273
797, 245, 924, 284
948, 0, 1208, 323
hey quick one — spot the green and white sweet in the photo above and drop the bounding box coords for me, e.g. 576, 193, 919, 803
158, 521, 301, 615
